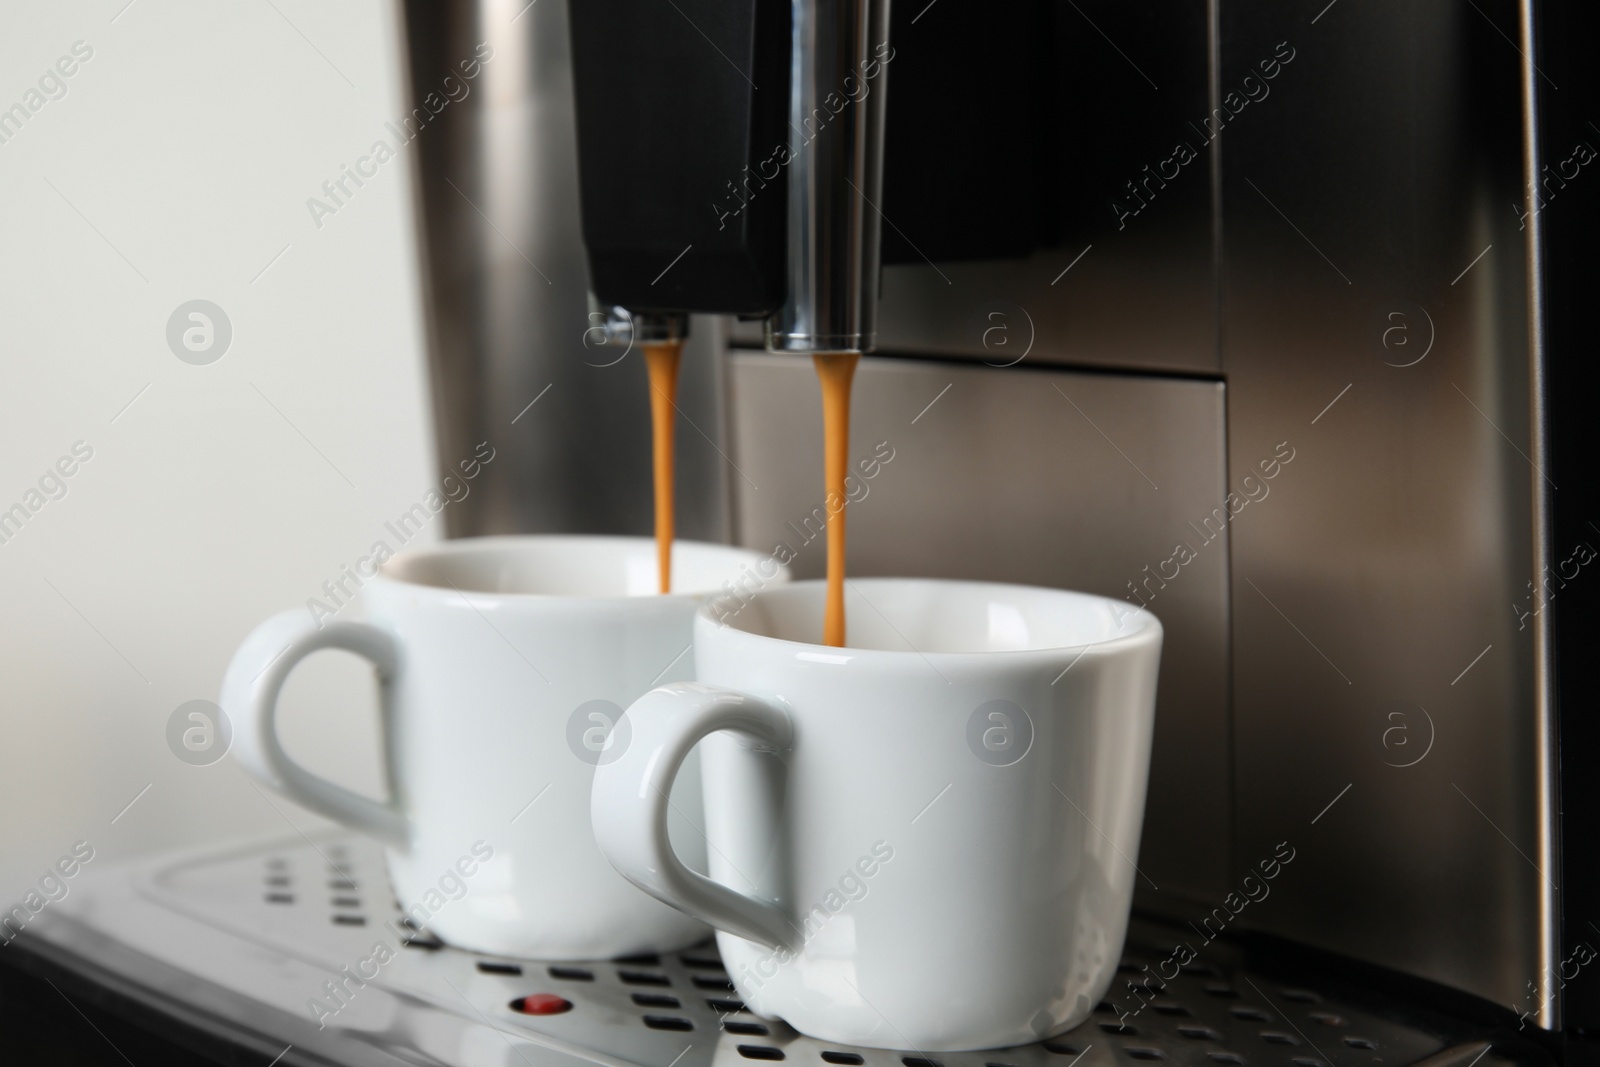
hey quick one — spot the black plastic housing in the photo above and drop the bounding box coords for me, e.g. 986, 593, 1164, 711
569, 0, 792, 315
878, 0, 1060, 264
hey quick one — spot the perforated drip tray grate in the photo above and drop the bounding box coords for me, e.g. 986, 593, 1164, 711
16, 836, 1481, 1067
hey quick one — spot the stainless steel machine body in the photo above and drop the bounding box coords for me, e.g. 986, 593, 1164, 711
413, 0, 1592, 1045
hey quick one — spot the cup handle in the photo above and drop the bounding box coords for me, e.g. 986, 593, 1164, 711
592, 681, 793, 951
221, 609, 410, 848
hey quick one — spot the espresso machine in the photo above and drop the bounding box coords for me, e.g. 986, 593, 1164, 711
416, 0, 1600, 1053
548, 0, 1593, 1047
4, 1, 1594, 1064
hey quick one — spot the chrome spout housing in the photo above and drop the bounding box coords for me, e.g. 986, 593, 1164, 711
765, 0, 892, 356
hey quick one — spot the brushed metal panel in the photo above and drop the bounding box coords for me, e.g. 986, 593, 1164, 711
1219, 0, 1545, 1017
402, 0, 727, 542
725, 353, 1231, 906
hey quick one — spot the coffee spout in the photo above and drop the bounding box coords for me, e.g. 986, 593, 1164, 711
765, 0, 892, 357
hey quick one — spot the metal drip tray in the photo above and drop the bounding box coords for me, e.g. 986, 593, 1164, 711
12, 836, 1492, 1067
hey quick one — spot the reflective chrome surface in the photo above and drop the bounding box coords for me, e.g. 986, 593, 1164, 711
765, 0, 891, 355
402, 0, 726, 541
1516, 0, 1559, 1029
725, 354, 1232, 906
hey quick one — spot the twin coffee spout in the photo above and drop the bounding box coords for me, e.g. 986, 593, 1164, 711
571, 0, 891, 357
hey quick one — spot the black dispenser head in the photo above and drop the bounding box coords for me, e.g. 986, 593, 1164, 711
568, 0, 792, 317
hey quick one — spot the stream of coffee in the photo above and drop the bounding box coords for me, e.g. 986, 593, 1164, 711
645, 342, 854, 642
814, 352, 859, 647
643, 340, 682, 594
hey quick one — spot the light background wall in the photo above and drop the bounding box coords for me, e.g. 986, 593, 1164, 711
0, 0, 434, 897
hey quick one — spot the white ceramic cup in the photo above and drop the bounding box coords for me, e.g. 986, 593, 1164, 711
591, 578, 1163, 1051
223, 535, 786, 960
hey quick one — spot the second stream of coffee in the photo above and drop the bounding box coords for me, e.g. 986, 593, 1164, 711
814, 352, 859, 648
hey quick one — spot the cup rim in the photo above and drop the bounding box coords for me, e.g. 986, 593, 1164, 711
696, 576, 1162, 662
373, 534, 779, 602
